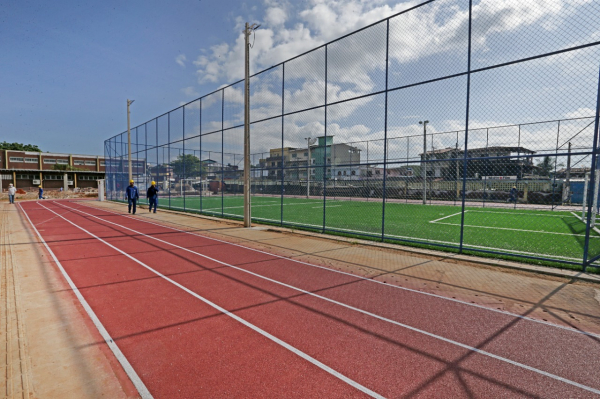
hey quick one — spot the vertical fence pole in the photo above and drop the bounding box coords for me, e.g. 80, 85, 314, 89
381, 19, 390, 242
168, 113, 171, 209
183, 106, 186, 211
221, 89, 225, 218
323, 45, 328, 234
281, 63, 285, 226
145, 123, 148, 206
199, 99, 203, 213
156, 118, 159, 208
582, 62, 600, 270
458, 0, 473, 254
551, 120, 561, 210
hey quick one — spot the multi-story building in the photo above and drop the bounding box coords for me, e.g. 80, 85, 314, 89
259, 136, 362, 181
420, 146, 537, 180
1, 150, 106, 190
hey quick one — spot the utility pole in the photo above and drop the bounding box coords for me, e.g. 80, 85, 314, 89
127, 99, 135, 182
419, 120, 429, 205
244, 22, 260, 227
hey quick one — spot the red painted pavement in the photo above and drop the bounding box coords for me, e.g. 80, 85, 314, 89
20, 200, 600, 398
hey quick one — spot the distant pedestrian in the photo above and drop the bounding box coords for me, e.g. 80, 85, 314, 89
508, 186, 518, 204
126, 180, 139, 214
147, 181, 159, 213
8, 184, 16, 204
59, 187, 63, 192
38, 185, 44, 200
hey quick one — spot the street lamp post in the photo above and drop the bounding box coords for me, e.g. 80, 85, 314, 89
306, 137, 316, 198
419, 120, 429, 205
127, 99, 135, 183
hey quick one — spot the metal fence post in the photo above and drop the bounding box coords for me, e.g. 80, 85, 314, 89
199, 99, 203, 213
582, 62, 600, 270
183, 106, 186, 211
281, 63, 285, 226
323, 45, 328, 234
221, 89, 225, 218
381, 19, 390, 242
458, 0, 473, 254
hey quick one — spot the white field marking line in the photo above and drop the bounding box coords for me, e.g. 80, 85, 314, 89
313, 205, 342, 209
18, 203, 154, 399
431, 221, 597, 238
429, 211, 466, 224
74, 202, 593, 328
170, 201, 319, 213
53, 202, 600, 394
570, 211, 600, 237
42, 202, 383, 399
468, 210, 577, 218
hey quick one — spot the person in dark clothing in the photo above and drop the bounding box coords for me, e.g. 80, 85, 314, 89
126, 180, 139, 214
147, 181, 159, 213
38, 185, 44, 200
508, 186, 518, 204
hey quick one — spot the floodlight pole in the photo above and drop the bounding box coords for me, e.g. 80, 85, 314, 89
244, 22, 259, 227
420, 120, 429, 205
127, 99, 135, 182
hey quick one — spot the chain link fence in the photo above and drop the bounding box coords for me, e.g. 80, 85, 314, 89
105, 0, 600, 270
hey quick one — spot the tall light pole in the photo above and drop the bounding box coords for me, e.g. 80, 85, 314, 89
419, 120, 429, 205
127, 99, 135, 182
244, 22, 260, 227
306, 137, 316, 198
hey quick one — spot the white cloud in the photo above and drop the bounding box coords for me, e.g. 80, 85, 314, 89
564, 107, 597, 119
182, 86, 199, 97
175, 54, 187, 68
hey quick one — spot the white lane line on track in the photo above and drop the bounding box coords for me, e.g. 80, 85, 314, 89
39, 202, 384, 399
18, 203, 154, 399
429, 211, 465, 223
56, 201, 600, 395
74, 201, 597, 333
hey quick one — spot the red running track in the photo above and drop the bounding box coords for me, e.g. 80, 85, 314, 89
19, 200, 600, 398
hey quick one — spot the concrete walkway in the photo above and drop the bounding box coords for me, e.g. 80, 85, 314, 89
1, 202, 136, 398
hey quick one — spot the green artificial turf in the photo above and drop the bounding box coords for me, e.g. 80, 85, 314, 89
130, 194, 599, 267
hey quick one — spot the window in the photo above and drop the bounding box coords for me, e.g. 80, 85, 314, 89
79, 175, 96, 181
100, 161, 106, 166
43, 159, 56, 164
375, 170, 381, 175
85, 160, 96, 166
351, 170, 356, 176
16, 174, 36, 179
343, 171, 346, 176
74, 160, 85, 165
304, 152, 308, 156
24, 157, 38, 163
337, 171, 342, 176
57, 159, 69, 165
292, 153, 297, 158
9, 157, 24, 162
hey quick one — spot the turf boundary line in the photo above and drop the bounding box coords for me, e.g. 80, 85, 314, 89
41, 202, 384, 399
56, 201, 600, 395
18, 203, 154, 399
429, 211, 465, 223
71, 201, 600, 337
431, 221, 595, 238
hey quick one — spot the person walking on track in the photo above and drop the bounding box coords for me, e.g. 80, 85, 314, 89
126, 180, 139, 214
147, 181, 159, 213
8, 184, 16, 204
38, 185, 44, 200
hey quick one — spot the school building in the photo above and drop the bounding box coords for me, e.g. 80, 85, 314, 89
0, 150, 105, 190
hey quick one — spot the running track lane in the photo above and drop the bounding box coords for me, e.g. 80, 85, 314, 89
22, 200, 600, 398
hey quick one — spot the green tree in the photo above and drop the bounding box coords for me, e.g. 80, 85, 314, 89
170, 154, 203, 177
0, 142, 41, 152
536, 156, 563, 177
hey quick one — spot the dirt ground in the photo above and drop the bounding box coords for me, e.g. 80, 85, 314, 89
0, 188, 99, 202
3, 198, 600, 398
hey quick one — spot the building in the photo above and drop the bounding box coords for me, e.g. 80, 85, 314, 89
555, 167, 590, 179
420, 146, 537, 180
259, 136, 362, 181
1, 150, 106, 190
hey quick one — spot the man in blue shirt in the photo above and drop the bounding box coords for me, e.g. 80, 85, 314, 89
125, 180, 139, 214
38, 185, 44, 200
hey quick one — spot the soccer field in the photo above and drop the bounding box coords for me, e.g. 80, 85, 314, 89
134, 195, 600, 266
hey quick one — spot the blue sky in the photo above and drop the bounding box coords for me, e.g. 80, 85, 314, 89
2, 0, 599, 158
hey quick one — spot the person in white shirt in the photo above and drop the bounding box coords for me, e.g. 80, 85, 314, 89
8, 184, 17, 204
